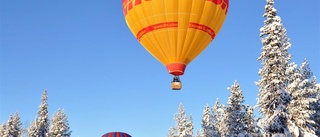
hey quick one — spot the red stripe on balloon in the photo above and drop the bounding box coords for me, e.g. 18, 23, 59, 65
136, 22, 178, 41
136, 22, 215, 41
188, 22, 216, 39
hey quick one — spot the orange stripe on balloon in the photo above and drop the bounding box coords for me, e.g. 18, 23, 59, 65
136, 22, 216, 41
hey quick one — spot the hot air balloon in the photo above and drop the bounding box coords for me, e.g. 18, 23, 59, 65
122, 0, 229, 90
101, 132, 132, 137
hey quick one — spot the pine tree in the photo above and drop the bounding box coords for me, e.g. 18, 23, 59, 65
225, 81, 250, 137
195, 129, 202, 137
176, 103, 188, 136
212, 99, 225, 137
303, 62, 320, 136
246, 107, 262, 137
5, 114, 14, 137
12, 112, 23, 137
28, 90, 50, 137
287, 59, 318, 137
168, 126, 177, 137
3, 112, 22, 137
168, 103, 194, 137
50, 109, 71, 137
312, 86, 320, 136
185, 115, 194, 137
0, 123, 6, 137
256, 0, 293, 136
200, 105, 214, 137
28, 120, 38, 137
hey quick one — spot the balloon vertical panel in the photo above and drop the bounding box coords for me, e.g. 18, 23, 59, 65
185, 2, 218, 63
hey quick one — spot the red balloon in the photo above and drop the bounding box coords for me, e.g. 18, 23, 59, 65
101, 132, 131, 137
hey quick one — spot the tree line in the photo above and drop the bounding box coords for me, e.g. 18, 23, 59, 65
167, 0, 320, 137
0, 90, 71, 137
1, 0, 319, 137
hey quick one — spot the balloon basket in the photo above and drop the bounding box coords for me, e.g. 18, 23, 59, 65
171, 81, 182, 90
171, 76, 182, 90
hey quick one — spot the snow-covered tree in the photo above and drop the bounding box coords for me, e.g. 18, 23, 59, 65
286, 59, 318, 137
212, 99, 225, 137
245, 107, 262, 137
28, 90, 50, 137
302, 62, 320, 136
199, 104, 214, 137
311, 86, 320, 136
256, 0, 293, 136
168, 126, 177, 137
2, 112, 23, 137
5, 114, 14, 137
186, 115, 194, 137
27, 120, 38, 137
12, 112, 23, 137
225, 81, 250, 137
168, 103, 194, 137
195, 130, 201, 137
0, 123, 6, 137
49, 109, 71, 137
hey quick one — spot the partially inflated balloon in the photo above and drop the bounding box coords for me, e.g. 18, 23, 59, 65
101, 132, 131, 137
123, 0, 228, 76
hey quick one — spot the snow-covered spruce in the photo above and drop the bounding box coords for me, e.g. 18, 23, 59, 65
224, 81, 255, 137
286, 59, 318, 137
0, 123, 6, 137
199, 104, 216, 137
212, 99, 226, 137
28, 90, 50, 137
311, 84, 320, 136
256, 0, 293, 136
49, 109, 72, 137
168, 103, 194, 137
0, 112, 23, 137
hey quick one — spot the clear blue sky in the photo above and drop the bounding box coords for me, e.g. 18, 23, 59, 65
0, 0, 319, 137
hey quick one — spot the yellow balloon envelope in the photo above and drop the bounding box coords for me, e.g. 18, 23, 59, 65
123, 0, 228, 76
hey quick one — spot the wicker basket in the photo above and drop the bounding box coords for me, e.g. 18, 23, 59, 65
171, 82, 182, 90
